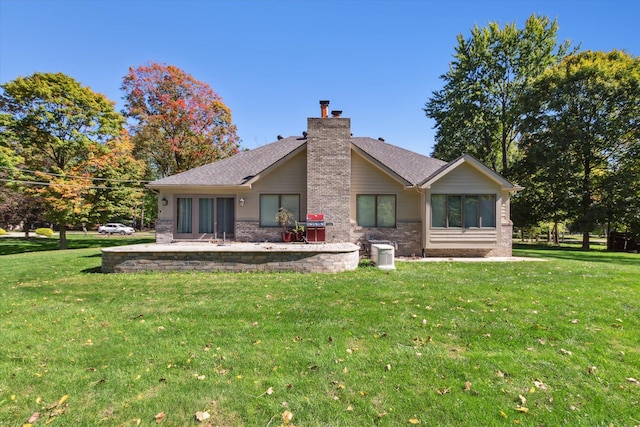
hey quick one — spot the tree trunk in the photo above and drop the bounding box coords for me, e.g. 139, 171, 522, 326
59, 224, 67, 250
582, 231, 590, 250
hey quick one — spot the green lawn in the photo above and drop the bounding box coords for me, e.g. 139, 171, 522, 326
0, 238, 638, 426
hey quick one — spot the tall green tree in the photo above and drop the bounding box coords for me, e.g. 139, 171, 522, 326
121, 62, 241, 178
0, 72, 143, 249
518, 50, 640, 249
424, 14, 572, 175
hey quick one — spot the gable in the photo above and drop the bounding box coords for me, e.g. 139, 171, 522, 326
421, 154, 520, 192
252, 149, 307, 193
429, 162, 502, 193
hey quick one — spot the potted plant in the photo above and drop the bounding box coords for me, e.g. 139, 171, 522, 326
292, 221, 305, 242
275, 208, 295, 242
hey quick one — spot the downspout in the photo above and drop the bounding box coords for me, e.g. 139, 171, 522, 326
416, 185, 428, 258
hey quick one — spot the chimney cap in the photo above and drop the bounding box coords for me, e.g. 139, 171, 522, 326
319, 100, 330, 106
331, 110, 342, 118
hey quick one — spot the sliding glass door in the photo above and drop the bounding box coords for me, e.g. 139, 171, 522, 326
175, 196, 235, 239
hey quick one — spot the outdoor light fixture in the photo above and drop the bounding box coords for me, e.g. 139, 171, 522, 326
161, 196, 168, 206
239, 198, 245, 207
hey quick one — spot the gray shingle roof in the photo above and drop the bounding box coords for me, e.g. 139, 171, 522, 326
148, 135, 447, 187
351, 137, 447, 185
149, 136, 306, 186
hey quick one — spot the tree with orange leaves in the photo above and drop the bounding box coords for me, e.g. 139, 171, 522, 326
122, 62, 240, 178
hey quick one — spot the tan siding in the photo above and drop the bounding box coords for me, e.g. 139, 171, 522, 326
425, 163, 507, 249
430, 163, 498, 193
428, 228, 498, 247
351, 152, 420, 221
243, 150, 308, 220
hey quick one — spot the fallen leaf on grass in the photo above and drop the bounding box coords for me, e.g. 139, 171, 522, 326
560, 348, 573, 356
27, 412, 40, 423
194, 411, 210, 422
463, 381, 472, 392
518, 395, 527, 405
627, 377, 640, 386
282, 410, 294, 424
154, 412, 165, 423
436, 388, 451, 395
409, 418, 420, 424
533, 379, 548, 390
515, 406, 529, 413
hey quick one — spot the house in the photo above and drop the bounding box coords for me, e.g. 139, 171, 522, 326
148, 101, 521, 257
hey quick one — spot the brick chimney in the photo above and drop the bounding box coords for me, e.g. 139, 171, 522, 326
306, 100, 351, 243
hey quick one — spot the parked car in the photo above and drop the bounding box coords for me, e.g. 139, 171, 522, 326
98, 223, 135, 235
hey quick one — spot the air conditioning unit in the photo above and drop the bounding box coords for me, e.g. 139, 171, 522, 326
370, 244, 395, 270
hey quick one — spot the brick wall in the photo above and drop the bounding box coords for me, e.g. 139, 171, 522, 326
306, 117, 351, 243
352, 221, 423, 257
235, 220, 280, 242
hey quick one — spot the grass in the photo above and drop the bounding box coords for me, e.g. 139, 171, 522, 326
0, 238, 638, 426
0, 231, 155, 256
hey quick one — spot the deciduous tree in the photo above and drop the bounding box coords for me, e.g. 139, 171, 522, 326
518, 50, 640, 249
122, 62, 240, 178
0, 72, 143, 248
424, 14, 572, 175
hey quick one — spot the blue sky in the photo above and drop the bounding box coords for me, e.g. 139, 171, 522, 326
1, 0, 638, 156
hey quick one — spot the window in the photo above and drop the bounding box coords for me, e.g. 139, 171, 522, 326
356, 195, 396, 228
431, 194, 496, 228
260, 194, 300, 227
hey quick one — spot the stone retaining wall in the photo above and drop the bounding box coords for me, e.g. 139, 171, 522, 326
102, 243, 360, 274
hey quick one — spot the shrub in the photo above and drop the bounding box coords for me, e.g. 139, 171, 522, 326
35, 228, 54, 237
0, 228, 6, 235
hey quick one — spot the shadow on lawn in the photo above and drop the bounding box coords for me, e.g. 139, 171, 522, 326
0, 235, 155, 256
514, 243, 639, 266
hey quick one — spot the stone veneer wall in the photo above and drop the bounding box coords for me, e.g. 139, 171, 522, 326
306, 117, 351, 243
352, 221, 422, 257
102, 245, 360, 274
155, 219, 173, 244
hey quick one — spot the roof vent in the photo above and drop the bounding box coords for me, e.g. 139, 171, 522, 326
378, 137, 385, 142
302, 131, 308, 139
277, 135, 284, 140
